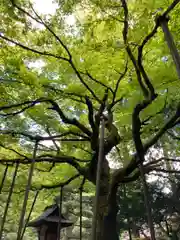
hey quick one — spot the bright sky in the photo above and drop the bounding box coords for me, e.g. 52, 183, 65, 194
32, 0, 58, 15
32, 0, 76, 25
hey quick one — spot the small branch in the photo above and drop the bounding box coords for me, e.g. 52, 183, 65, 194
0, 98, 45, 116
112, 61, 128, 105
0, 34, 68, 61
72, 145, 92, 155
10, 0, 72, 60
143, 103, 180, 152
167, 131, 180, 140
43, 85, 88, 104
36, 174, 80, 190
30, 3, 72, 59
0, 142, 27, 158
142, 93, 168, 126
80, 71, 114, 94
146, 157, 180, 167
69, 61, 101, 103
0, 98, 92, 137
7, 1, 101, 103
153, 168, 180, 174
110, 95, 125, 109
48, 99, 92, 137
46, 128, 60, 153
38, 153, 89, 162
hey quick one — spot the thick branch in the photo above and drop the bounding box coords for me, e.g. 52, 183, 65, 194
121, 0, 149, 97
0, 155, 86, 175
48, 99, 92, 136
162, 0, 180, 17
137, 0, 179, 95
112, 103, 180, 186
153, 168, 180, 174
0, 130, 89, 142
85, 96, 96, 132
121, 164, 156, 183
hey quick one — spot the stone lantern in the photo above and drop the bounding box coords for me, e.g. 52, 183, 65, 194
27, 204, 73, 240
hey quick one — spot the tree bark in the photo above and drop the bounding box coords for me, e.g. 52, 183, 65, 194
91, 159, 119, 240
102, 185, 119, 240
94, 159, 110, 240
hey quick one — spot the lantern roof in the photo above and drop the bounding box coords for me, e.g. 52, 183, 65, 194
27, 204, 73, 228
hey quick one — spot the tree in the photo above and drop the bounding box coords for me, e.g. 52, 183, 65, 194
117, 181, 176, 239
0, 0, 180, 239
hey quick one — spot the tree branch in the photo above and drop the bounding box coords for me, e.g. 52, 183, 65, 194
85, 96, 96, 132
137, 0, 179, 97
0, 34, 68, 61
0, 129, 89, 142
0, 142, 27, 158
0, 155, 87, 175
167, 131, 180, 140
162, 0, 180, 17
112, 103, 180, 186
0, 98, 92, 137
35, 174, 80, 190
4, 1, 102, 104
10, 0, 72, 60
121, 0, 149, 98
146, 157, 180, 167
80, 71, 114, 94
111, 60, 128, 106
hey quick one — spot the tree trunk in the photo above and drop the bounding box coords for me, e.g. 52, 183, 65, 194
93, 159, 119, 240
102, 185, 119, 240
94, 159, 110, 240
131, 224, 140, 238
